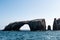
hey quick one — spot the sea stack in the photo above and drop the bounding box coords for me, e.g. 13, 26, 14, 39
53, 18, 60, 30
48, 25, 51, 30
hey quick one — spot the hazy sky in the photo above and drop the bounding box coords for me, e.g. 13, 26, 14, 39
0, 0, 60, 30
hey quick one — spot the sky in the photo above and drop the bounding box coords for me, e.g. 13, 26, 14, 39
0, 0, 60, 30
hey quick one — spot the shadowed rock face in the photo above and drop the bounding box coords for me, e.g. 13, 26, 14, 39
3, 19, 46, 31
53, 18, 60, 30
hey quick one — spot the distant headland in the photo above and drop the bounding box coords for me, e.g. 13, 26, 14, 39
2, 18, 60, 31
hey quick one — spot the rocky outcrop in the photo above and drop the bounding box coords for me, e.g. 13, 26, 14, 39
3, 19, 46, 31
53, 18, 60, 30
28, 19, 46, 31
48, 25, 51, 30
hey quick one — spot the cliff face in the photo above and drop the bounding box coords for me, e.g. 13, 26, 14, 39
53, 18, 60, 30
3, 19, 46, 31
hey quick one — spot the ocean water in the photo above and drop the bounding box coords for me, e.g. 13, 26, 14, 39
0, 31, 60, 40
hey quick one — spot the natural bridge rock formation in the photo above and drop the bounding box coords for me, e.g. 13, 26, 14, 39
3, 19, 46, 31
53, 18, 60, 30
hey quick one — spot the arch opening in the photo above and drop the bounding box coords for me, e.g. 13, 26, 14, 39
19, 24, 31, 31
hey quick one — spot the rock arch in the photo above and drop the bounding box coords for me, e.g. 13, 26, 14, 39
3, 19, 46, 31
20, 24, 30, 31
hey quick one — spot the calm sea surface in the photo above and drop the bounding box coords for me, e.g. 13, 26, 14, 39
0, 31, 60, 40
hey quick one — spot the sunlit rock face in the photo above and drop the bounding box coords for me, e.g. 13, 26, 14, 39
3, 19, 46, 31
53, 18, 60, 30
